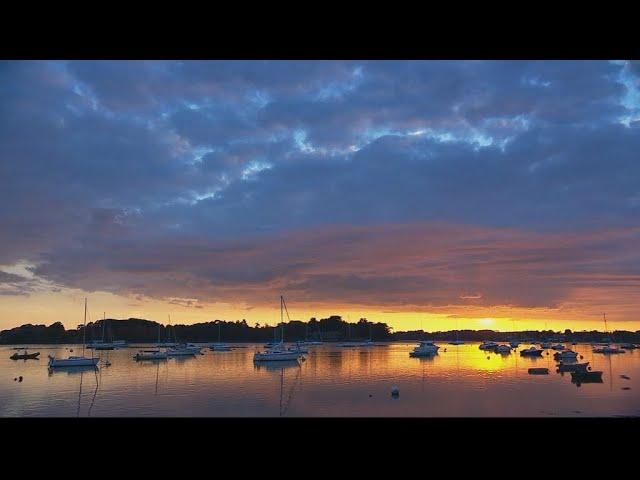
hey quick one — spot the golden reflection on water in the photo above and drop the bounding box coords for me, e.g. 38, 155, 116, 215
1, 343, 639, 417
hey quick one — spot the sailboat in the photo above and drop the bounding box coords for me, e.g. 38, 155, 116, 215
449, 317, 464, 345
48, 298, 100, 368
209, 322, 232, 351
593, 313, 625, 354
156, 315, 178, 348
134, 323, 169, 360
509, 319, 520, 348
254, 296, 304, 362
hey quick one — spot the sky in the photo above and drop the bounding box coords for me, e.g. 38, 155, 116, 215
1, 60, 639, 333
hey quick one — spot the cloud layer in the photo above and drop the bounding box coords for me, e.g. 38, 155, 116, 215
1, 60, 639, 322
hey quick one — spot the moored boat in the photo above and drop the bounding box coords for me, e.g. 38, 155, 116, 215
134, 350, 168, 361
48, 298, 99, 369
254, 296, 305, 363
571, 370, 603, 384
557, 362, 589, 373
593, 345, 625, 354
520, 346, 544, 357
10, 351, 40, 360
493, 344, 512, 354
528, 367, 549, 375
479, 341, 499, 350
554, 350, 578, 361
409, 341, 440, 357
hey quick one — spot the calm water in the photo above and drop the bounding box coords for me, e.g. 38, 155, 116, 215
1, 343, 639, 417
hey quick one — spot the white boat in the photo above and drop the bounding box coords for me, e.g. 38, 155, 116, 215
254, 350, 302, 362
167, 345, 201, 356
134, 350, 168, 360
48, 298, 99, 368
409, 341, 440, 357
619, 343, 639, 349
592, 314, 625, 354
209, 322, 232, 351
479, 341, 499, 350
49, 355, 100, 367
254, 296, 304, 363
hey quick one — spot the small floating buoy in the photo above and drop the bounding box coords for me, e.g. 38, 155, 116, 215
579, 355, 584, 359
14, 377, 17, 381
487, 356, 490, 360
18, 376, 23, 382
444, 348, 447, 352
391, 386, 399, 397
546, 352, 549, 355
369, 394, 372, 398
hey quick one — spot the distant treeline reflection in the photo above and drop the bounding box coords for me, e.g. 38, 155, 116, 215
1, 316, 639, 344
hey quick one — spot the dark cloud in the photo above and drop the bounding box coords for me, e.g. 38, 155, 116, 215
1, 60, 637, 318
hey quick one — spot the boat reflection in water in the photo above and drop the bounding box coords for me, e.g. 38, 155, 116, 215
48, 364, 99, 377
4, 341, 638, 417
253, 359, 302, 372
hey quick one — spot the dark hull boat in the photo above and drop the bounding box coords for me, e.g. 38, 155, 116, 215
571, 371, 603, 385
520, 347, 544, 357
528, 367, 549, 375
557, 362, 589, 373
10, 351, 40, 360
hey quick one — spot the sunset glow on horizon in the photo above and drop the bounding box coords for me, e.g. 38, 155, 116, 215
1, 61, 639, 333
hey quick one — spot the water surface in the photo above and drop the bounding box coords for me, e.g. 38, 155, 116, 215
1, 343, 638, 417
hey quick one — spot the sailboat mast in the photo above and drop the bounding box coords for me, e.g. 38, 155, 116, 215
102, 312, 106, 342
82, 298, 87, 356
280, 296, 284, 343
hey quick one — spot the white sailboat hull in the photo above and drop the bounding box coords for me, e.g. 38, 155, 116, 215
48, 356, 99, 367
254, 351, 302, 362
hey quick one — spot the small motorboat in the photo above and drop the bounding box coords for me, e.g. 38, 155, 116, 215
557, 362, 589, 373
479, 341, 499, 350
134, 350, 168, 361
554, 350, 578, 361
10, 351, 40, 360
571, 370, 603, 385
493, 344, 512, 354
593, 345, 625, 354
448, 340, 465, 345
520, 346, 544, 357
540, 342, 552, 349
528, 368, 549, 375
619, 343, 639, 350
551, 344, 566, 350
209, 343, 232, 351
509, 341, 520, 348
409, 341, 440, 357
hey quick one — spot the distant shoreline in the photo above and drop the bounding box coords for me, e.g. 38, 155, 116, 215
2, 317, 639, 345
